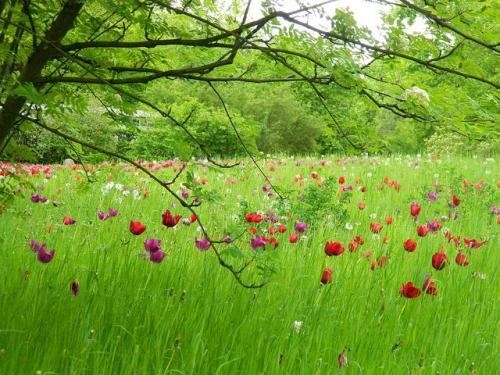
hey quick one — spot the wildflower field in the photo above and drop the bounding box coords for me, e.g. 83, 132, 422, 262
0, 155, 498, 374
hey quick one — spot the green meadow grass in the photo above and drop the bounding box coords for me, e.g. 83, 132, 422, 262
0, 156, 498, 374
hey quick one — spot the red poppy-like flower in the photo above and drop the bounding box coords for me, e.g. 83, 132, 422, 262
289, 233, 298, 243
130, 221, 146, 235
370, 222, 383, 233
249, 226, 257, 235
325, 242, 344, 256
268, 226, 277, 235
245, 213, 262, 223
464, 238, 486, 249
385, 217, 393, 225
400, 282, 421, 298
377, 255, 388, 267
354, 235, 365, 245
358, 202, 366, 210
404, 239, 417, 252
410, 203, 421, 217
370, 261, 376, 270
432, 252, 448, 270
162, 210, 181, 227
452, 195, 461, 207
311, 171, 320, 179
455, 252, 469, 266
422, 275, 438, 296
321, 268, 333, 284
417, 225, 428, 237
266, 237, 279, 249
190, 214, 197, 223
338, 176, 345, 184
348, 241, 358, 252
278, 225, 287, 233
63, 216, 76, 225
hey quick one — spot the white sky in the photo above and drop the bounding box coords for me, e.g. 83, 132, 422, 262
246, 0, 426, 40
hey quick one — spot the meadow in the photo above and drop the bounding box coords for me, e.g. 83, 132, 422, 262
0, 155, 498, 374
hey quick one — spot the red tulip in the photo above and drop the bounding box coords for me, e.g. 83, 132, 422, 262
370, 222, 383, 234
400, 282, 421, 298
321, 268, 333, 284
289, 233, 298, 243
358, 202, 366, 210
325, 242, 344, 256
245, 213, 262, 223
455, 252, 469, 266
452, 195, 461, 207
432, 252, 448, 270
338, 176, 345, 184
278, 225, 286, 233
410, 203, 421, 217
249, 226, 257, 235
348, 241, 358, 252
190, 214, 197, 223
130, 221, 146, 235
162, 210, 181, 227
422, 275, 438, 296
404, 239, 417, 252
464, 238, 486, 249
385, 217, 393, 225
417, 225, 428, 237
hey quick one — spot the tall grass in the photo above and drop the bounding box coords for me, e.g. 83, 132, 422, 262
0, 155, 498, 374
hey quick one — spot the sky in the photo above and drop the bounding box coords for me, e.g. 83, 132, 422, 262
246, 0, 426, 40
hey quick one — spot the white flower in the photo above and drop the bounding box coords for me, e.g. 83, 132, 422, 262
369, 213, 377, 219
292, 320, 303, 334
114, 183, 124, 191
132, 190, 141, 200
345, 223, 353, 231
367, 172, 372, 178
122, 190, 130, 196
372, 234, 380, 240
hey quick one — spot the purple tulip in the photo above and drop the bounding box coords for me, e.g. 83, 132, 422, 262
223, 236, 233, 244
31, 194, 41, 203
195, 237, 211, 251
150, 250, 165, 263
427, 220, 441, 233
250, 236, 266, 250
37, 247, 55, 263
29, 240, 45, 253
71, 280, 80, 296
144, 238, 161, 253
427, 192, 439, 201
97, 211, 109, 221
182, 190, 190, 199
108, 208, 118, 217
295, 220, 307, 233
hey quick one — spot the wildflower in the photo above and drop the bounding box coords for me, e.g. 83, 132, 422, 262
345, 223, 353, 231
321, 268, 333, 284
452, 195, 461, 207
130, 221, 146, 235
403, 239, 417, 252
250, 236, 266, 250
195, 237, 211, 251
325, 242, 344, 256
432, 252, 448, 270
385, 217, 393, 225
294, 221, 307, 233
358, 202, 366, 210
162, 210, 181, 228
338, 176, 345, 184
37, 247, 55, 264
422, 275, 437, 296
417, 225, 428, 237
410, 202, 421, 218
464, 238, 486, 249
63, 216, 76, 225
370, 222, 383, 233
223, 236, 233, 244
292, 320, 304, 333
108, 208, 118, 217
427, 220, 442, 233
427, 192, 439, 201
400, 282, 421, 298
98, 211, 108, 221
71, 280, 80, 296
150, 250, 165, 263
455, 252, 469, 266
144, 239, 161, 253
245, 213, 262, 223
289, 233, 298, 243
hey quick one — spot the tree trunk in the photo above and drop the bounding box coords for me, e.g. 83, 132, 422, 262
0, 0, 84, 145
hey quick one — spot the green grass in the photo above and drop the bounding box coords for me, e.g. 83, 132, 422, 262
0, 155, 498, 374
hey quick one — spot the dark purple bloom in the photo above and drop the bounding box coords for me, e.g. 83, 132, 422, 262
251, 236, 266, 250
71, 280, 80, 296
37, 247, 55, 263
223, 236, 233, 244
97, 211, 109, 221
182, 190, 190, 199
31, 194, 41, 203
295, 220, 307, 233
144, 238, 161, 253
342, 184, 354, 192
108, 208, 118, 217
426, 220, 442, 233
29, 240, 45, 253
150, 250, 165, 263
195, 237, 211, 251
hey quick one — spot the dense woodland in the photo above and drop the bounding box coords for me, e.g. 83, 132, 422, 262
0, 0, 498, 163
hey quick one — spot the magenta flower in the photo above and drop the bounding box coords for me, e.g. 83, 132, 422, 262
223, 236, 233, 244
492, 204, 500, 215
251, 236, 266, 250
144, 238, 161, 253
195, 237, 211, 251
150, 250, 165, 263
71, 280, 80, 296
182, 190, 190, 199
30, 194, 48, 203
295, 220, 307, 233
37, 247, 55, 263
29, 240, 45, 253
108, 208, 118, 217
97, 211, 108, 221
427, 192, 439, 201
